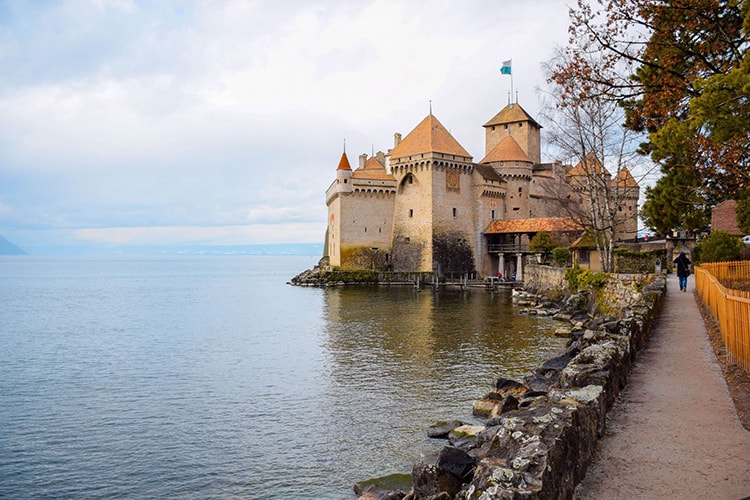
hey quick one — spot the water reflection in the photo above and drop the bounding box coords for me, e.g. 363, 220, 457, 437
319, 286, 567, 484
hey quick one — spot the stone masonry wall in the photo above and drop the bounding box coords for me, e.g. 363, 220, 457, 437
356, 272, 667, 500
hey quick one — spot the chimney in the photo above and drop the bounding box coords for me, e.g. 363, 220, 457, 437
359, 153, 367, 169
394, 132, 402, 147
376, 151, 386, 166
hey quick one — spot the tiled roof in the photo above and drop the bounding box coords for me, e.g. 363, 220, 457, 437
337, 152, 351, 171
711, 200, 742, 235
389, 114, 472, 160
483, 103, 541, 128
567, 153, 607, 177
613, 167, 639, 188
479, 135, 532, 164
485, 217, 582, 234
352, 156, 395, 181
474, 163, 505, 183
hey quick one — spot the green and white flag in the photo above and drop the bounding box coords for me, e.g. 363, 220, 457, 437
500, 59, 512, 75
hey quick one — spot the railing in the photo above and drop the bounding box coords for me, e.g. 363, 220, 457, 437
487, 244, 530, 253
695, 261, 750, 373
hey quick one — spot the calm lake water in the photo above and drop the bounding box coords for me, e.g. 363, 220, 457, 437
0, 256, 567, 499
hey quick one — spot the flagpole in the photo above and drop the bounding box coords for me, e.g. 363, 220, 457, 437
501, 59, 513, 104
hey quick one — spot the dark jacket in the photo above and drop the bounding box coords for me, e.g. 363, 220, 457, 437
673, 252, 691, 278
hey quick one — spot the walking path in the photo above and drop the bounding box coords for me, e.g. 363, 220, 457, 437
574, 273, 750, 499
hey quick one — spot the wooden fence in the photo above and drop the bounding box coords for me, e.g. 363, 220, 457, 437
695, 261, 750, 373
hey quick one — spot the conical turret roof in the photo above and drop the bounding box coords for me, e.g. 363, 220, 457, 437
613, 167, 639, 188
479, 135, 532, 164
336, 152, 352, 171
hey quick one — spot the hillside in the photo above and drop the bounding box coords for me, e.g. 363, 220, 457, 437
0, 235, 27, 255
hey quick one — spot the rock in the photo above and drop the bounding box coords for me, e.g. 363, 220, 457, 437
448, 424, 484, 450
554, 326, 572, 337
563, 292, 589, 312
356, 484, 407, 500
473, 395, 519, 418
436, 446, 476, 481
427, 420, 464, 439
411, 460, 463, 499
354, 473, 412, 498
492, 378, 528, 398
472, 399, 498, 418
539, 348, 580, 374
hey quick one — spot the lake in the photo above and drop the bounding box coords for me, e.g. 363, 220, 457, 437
0, 256, 567, 499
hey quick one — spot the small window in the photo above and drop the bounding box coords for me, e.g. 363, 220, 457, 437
518, 187, 522, 194
519, 123, 523, 128
452, 208, 457, 217
504, 124, 508, 129
512, 207, 520, 211
364, 227, 367, 232
409, 209, 414, 217
491, 209, 495, 219
344, 179, 348, 183
408, 176, 414, 184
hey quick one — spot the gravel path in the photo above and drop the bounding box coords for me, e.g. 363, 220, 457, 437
574, 273, 750, 499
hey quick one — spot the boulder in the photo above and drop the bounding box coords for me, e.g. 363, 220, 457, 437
427, 420, 465, 439
411, 460, 463, 499
436, 446, 476, 481
448, 425, 485, 450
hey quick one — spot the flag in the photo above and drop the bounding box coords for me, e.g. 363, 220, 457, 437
500, 59, 512, 75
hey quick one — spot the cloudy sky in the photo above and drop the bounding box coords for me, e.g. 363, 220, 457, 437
0, 0, 575, 254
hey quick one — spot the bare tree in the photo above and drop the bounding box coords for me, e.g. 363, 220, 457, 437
539, 51, 648, 272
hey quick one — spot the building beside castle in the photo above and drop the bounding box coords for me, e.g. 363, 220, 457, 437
324, 101, 639, 278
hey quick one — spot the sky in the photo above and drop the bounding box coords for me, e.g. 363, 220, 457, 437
0, 0, 577, 254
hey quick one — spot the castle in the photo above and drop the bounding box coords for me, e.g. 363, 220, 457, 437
323, 101, 639, 279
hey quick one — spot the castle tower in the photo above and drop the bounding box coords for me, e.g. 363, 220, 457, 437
612, 167, 640, 241
480, 135, 534, 219
325, 152, 353, 267
325, 151, 397, 269
388, 113, 475, 273
482, 102, 542, 164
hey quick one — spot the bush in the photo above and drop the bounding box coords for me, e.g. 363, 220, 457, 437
552, 247, 571, 266
694, 230, 743, 264
529, 231, 559, 253
564, 266, 608, 290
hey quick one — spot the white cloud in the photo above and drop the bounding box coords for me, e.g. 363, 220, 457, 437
0, 0, 573, 252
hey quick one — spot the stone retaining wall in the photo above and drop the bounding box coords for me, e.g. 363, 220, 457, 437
357, 273, 667, 500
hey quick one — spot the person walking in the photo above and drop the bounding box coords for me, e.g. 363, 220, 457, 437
673, 251, 692, 292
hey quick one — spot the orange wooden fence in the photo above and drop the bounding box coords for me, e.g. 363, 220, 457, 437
695, 261, 750, 373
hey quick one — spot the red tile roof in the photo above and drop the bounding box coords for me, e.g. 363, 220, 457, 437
352, 156, 395, 181
479, 135, 532, 164
389, 114, 471, 160
613, 167, 639, 188
567, 153, 607, 177
485, 217, 582, 234
337, 152, 351, 171
483, 103, 541, 129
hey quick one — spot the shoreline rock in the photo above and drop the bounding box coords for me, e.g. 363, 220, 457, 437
355, 273, 667, 500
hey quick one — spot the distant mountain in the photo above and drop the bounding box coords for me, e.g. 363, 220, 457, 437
18, 242, 324, 257
0, 235, 27, 255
